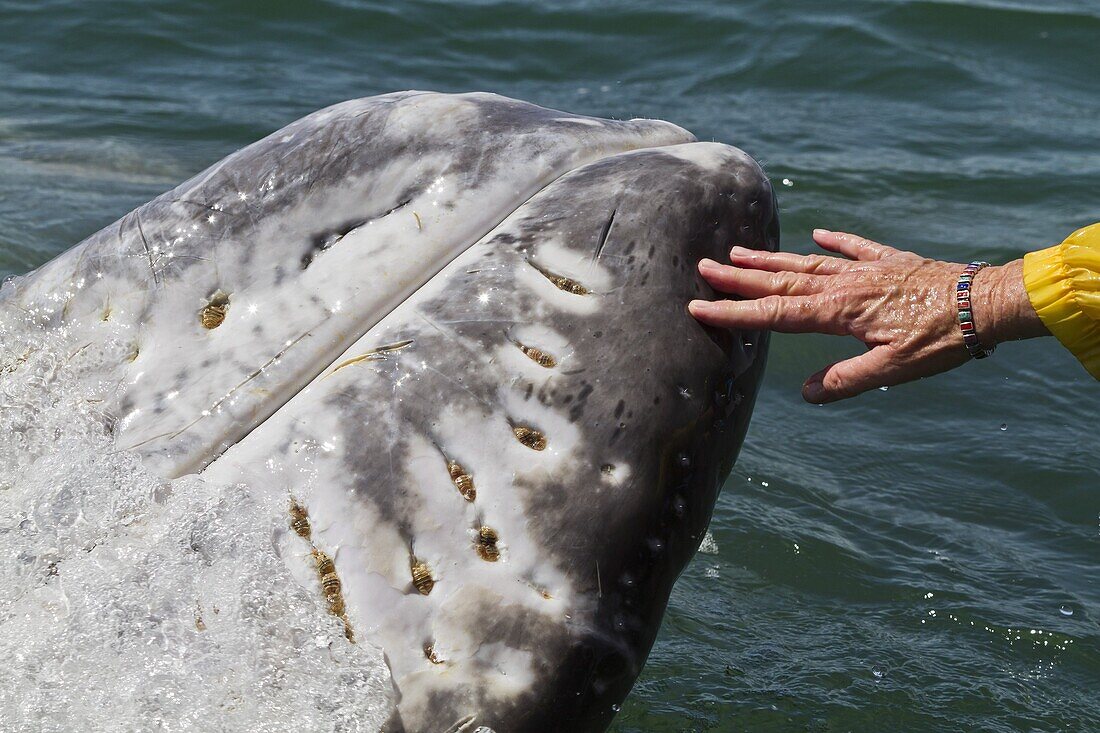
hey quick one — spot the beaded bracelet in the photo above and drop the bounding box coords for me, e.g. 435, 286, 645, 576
956, 261, 995, 360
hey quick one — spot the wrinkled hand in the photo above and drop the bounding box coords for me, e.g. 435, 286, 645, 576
688, 230, 1046, 404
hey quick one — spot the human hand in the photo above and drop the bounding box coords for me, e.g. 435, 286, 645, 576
688, 230, 1047, 404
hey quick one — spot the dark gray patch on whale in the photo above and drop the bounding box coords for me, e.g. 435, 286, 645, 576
279, 146, 777, 731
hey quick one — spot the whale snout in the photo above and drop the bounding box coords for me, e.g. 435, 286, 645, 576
4, 92, 777, 733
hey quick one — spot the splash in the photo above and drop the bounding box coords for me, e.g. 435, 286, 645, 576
0, 301, 395, 731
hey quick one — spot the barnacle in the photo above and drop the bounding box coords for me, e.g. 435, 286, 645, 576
519, 344, 556, 368
529, 261, 588, 295
424, 643, 444, 665
513, 426, 547, 451
476, 525, 500, 562
289, 499, 311, 540
200, 292, 230, 329
411, 558, 434, 595
447, 460, 476, 501
312, 548, 353, 641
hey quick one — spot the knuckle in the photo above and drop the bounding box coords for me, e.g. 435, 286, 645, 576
824, 369, 853, 395
780, 272, 804, 293
758, 294, 784, 320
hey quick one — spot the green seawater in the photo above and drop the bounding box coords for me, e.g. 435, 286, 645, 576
1, 1, 1097, 730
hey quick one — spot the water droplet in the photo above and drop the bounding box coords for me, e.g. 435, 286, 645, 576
878, 386, 889, 392
611, 703, 621, 712
1059, 605, 1073, 617
678, 452, 691, 468
999, 423, 1008, 431
871, 664, 888, 679
781, 178, 794, 187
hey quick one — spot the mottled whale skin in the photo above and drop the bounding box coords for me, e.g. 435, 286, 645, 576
1, 91, 693, 478
1, 93, 778, 731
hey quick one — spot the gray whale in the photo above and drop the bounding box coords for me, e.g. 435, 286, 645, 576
0, 92, 778, 732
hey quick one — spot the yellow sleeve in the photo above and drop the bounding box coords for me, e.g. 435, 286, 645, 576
1023, 222, 1100, 379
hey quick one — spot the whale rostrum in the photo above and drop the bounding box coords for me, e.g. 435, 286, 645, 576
0, 92, 778, 732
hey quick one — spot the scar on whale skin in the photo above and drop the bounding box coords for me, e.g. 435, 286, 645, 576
327, 339, 415, 376
300, 198, 413, 269
593, 207, 617, 260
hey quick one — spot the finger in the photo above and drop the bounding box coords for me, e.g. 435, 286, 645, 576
729, 246, 851, 275
813, 229, 900, 262
688, 295, 844, 335
699, 259, 826, 297
801, 346, 896, 403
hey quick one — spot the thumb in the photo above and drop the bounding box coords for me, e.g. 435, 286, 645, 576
802, 346, 896, 404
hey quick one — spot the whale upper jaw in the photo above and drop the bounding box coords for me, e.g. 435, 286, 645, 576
1, 92, 777, 732
3, 90, 694, 479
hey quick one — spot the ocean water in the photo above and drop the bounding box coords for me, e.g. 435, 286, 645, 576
1, 1, 1097, 731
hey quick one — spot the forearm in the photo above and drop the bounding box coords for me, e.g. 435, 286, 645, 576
971, 259, 1049, 349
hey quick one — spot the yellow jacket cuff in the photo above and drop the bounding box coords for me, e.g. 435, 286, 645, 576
1023, 223, 1100, 380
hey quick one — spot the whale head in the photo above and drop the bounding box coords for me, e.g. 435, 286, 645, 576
0, 92, 777, 732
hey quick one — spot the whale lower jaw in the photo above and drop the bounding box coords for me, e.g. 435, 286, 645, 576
1, 92, 777, 732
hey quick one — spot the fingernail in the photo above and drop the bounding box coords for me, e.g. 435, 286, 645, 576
729, 245, 751, 257
813, 229, 832, 237
803, 380, 825, 403
688, 300, 712, 314
698, 258, 720, 272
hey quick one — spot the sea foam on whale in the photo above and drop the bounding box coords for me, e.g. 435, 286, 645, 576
0, 312, 396, 731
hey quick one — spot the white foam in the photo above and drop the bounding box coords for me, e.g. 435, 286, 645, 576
0, 307, 395, 732
698, 530, 720, 555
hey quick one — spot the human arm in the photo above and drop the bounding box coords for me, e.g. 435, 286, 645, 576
687, 229, 1050, 404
